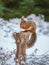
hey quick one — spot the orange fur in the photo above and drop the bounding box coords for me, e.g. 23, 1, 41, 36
20, 16, 36, 30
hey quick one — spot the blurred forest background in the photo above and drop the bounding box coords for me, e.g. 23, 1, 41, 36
0, 0, 49, 21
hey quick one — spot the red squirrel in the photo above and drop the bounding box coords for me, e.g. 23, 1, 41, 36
20, 16, 37, 48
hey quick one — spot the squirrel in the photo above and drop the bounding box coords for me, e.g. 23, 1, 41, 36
20, 16, 37, 48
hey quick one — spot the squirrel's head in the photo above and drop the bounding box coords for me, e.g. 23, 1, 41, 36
20, 16, 29, 29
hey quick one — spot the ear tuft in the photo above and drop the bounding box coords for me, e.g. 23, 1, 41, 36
21, 16, 24, 19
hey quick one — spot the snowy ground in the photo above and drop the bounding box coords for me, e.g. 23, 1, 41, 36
0, 14, 49, 65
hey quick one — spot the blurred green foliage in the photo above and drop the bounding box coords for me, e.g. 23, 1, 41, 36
0, 0, 49, 21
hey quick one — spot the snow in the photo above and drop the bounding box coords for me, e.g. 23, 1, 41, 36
26, 35, 49, 55
0, 14, 49, 65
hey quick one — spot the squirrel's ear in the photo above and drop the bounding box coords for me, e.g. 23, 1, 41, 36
21, 16, 24, 22
21, 16, 24, 20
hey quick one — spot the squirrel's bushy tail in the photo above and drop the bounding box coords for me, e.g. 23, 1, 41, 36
27, 32, 37, 48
